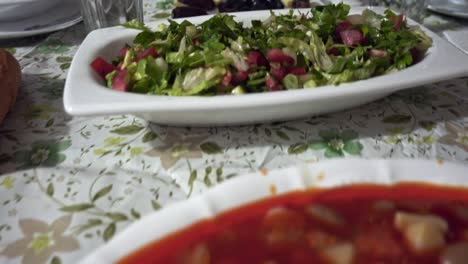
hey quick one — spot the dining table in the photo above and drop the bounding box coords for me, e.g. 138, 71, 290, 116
0, 0, 468, 263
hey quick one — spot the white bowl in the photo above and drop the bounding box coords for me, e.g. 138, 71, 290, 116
79, 159, 468, 264
64, 7, 468, 126
0, 0, 61, 21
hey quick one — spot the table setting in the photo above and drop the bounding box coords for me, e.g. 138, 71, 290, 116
1, 0, 468, 263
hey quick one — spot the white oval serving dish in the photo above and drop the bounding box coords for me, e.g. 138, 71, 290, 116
64, 7, 468, 126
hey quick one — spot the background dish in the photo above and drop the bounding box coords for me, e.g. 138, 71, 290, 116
79, 159, 468, 264
0, 0, 60, 22
64, 7, 468, 126
0, 0, 81, 39
427, 0, 468, 19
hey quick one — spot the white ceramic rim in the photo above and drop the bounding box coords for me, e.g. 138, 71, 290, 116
79, 158, 468, 264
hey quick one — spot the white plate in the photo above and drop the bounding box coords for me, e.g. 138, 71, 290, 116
0, 0, 60, 22
0, 0, 81, 39
64, 7, 468, 126
79, 159, 468, 264
427, 0, 468, 19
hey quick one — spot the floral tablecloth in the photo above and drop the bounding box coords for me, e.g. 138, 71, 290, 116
1, 1, 468, 263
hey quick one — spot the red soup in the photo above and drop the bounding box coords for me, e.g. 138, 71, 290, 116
120, 184, 468, 264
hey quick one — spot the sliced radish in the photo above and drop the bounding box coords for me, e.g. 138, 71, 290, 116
391, 14, 404, 31
369, 49, 388, 58
233, 71, 249, 83
340, 29, 364, 46
247, 50, 268, 67
266, 76, 282, 91
222, 70, 232, 86
270, 66, 287, 80
288, 67, 307, 76
112, 69, 129, 92
136, 47, 158, 61
118, 47, 128, 58
266, 48, 294, 65
335, 21, 352, 35
90, 57, 116, 80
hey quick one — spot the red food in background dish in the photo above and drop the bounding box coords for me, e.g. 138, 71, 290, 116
118, 184, 468, 264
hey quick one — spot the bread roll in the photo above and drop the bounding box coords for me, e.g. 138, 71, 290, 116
0, 49, 21, 123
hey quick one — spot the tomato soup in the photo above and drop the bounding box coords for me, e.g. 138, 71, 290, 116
120, 184, 468, 264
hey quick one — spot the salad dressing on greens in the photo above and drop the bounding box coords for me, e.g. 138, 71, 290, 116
90, 4, 432, 96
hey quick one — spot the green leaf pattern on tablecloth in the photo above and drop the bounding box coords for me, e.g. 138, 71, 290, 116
0, 0, 468, 263
309, 129, 364, 157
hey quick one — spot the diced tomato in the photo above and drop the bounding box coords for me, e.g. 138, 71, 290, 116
369, 49, 388, 58
217, 258, 242, 264
335, 21, 352, 35
118, 47, 128, 58
136, 47, 158, 61
112, 69, 129, 92
290, 248, 317, 263
266, 48, 294, 65
288, 67, 307, 76
222, 70, 232, 86
391, 14, 404, 31
355, 228, 404, 259
339, 29, 364, 46
247, 50, 269, 67
117, 61, 123, 70
233, 70, 248, 83
90, 57, 116, 80
270, 66, 287, 80
265, 76, 283, 92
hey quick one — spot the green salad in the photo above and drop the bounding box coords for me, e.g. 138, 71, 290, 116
90, 4, 432, 95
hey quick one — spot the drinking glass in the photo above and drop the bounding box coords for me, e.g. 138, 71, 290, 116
367, 0, 428, 22
79, 0, 144, 32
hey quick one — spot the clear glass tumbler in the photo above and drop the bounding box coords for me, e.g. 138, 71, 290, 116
79, 0, 144, 32
368, 0, 427, 22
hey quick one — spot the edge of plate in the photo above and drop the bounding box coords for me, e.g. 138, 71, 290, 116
0, 0, 82, 39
